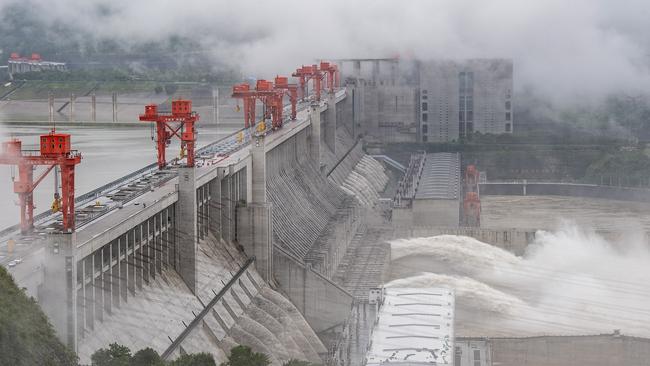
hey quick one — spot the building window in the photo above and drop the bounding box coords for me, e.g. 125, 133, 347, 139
459, 71, 474, 138
422, 95, 428, 100
422, 113, 428, 122
422, 89, 428, 94
455, 347, 462, 366
506, 112, 511, 121
473, 350, 481, 366
505, 100, 511, 110
506, 123, 511, 132
422, 135, 428, 142
422, 102, 428, 111
422, 124, 428, 134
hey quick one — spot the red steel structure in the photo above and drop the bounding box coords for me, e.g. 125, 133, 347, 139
462, 164, 481, 227
274, 76, 298, 121
232, 80, 287, 130
139, 100, 200, 169
232, 61, 338, 129
292, 64, 325, 101
319, 61, 340, 94
0, 131, 81, 233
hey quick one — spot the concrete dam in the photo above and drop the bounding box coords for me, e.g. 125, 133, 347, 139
0, 85, 392, 365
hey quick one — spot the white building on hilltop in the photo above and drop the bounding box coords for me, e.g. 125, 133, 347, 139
7, 52, 66, 76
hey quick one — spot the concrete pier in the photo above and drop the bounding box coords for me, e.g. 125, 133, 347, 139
177, 167, 198, 293
325, 92, 337, 155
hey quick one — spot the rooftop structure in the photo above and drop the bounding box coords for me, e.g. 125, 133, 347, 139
365, 287, 455, 366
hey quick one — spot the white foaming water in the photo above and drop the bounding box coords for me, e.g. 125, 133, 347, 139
341, 155, 388, 207
387, 227, 650, 337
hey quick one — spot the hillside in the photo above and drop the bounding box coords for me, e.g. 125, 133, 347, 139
0, 266, 77, 365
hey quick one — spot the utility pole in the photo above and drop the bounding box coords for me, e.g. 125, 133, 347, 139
91, 93, 96, 122
112, 92, 118, 123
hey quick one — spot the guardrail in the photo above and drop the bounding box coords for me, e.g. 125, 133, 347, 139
160, 256, 256, 360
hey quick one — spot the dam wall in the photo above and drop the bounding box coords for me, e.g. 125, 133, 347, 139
6, 87, 395, 363
266, 127, 347, 260
77, 233, 326, 365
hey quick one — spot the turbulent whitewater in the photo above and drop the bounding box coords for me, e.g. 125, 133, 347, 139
387, 226, 650, 337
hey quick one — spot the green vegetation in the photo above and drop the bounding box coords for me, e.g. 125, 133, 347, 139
91, 343, 215, 366
584, 149, 650, 187
0, 79, 201, 100
219, 345, 270, 366
282, 360, 319, 366
0, 3, 240, 87
382, 130, 650, 187
0, 266, 77, 366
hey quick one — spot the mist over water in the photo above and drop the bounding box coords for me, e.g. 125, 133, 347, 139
387, 226, 650, 337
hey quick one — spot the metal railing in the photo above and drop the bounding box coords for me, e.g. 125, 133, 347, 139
393, 151, 426, 208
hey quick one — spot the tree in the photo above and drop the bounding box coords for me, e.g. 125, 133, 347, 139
131, 347, 164, 366
220, 346, 270, 366
170, 352, 216, 366
91, 343, 220, 366
0, 266, 77, 366
91, 343, 132, 366
283, 360, 318, 366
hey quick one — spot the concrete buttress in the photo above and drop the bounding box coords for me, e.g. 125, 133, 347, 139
325, 93, 337, 155
237, 136, 273, 283
177, 166, 198, 293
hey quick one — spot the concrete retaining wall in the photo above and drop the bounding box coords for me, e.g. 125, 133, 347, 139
273, 248, 354, 333
481, 182, 650, 202
489, 334, 650, 366
391, 226, 535, 256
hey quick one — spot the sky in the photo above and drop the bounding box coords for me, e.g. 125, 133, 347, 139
2, 0, 650, 102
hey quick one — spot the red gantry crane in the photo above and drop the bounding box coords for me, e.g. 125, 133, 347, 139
274, 76, 298, 121
0, 130, 81, 233
139, 100, 200, 170
232, 80, 287, 130
319, 61, 340, 94
292, 64, 325, 101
